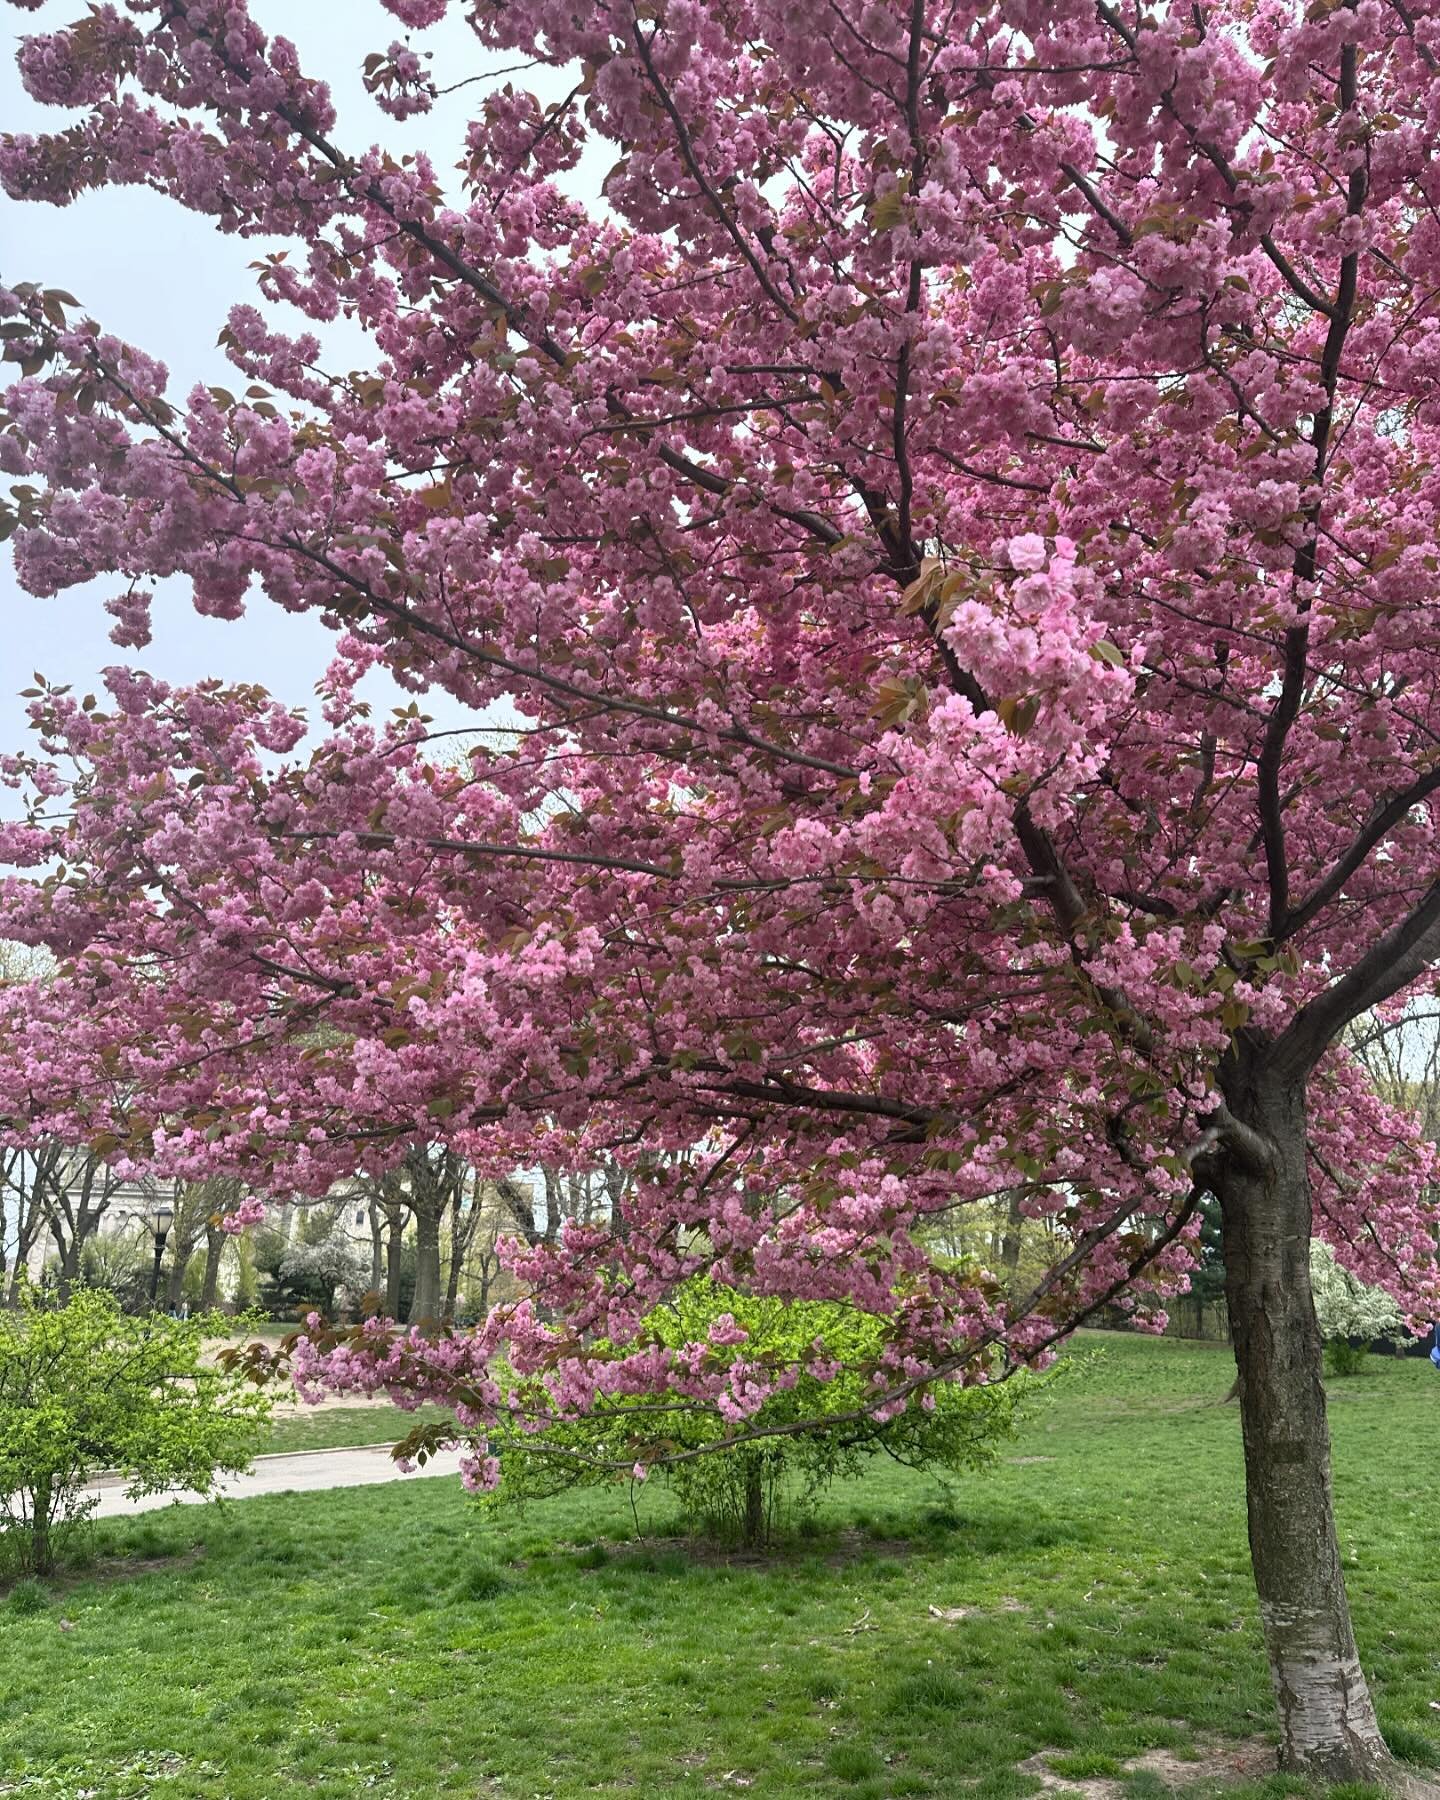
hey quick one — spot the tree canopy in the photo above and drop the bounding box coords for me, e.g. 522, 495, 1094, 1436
5, 0, 1440, 1779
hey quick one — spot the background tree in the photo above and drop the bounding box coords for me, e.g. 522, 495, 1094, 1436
485, 1277, 1040, 1549
9, 0, 1440, 1782
1311, 1241, 1410, 1376
273, 1218, 367, 1321
400, 1145, 467, 1326
160, 1177, 210, 1310
37, 1152, 138, 1304
353, 1165, 412, 1318
0, 1141, 63, 1306
144, 1176, 256, 1312
0, 1286, 269, 1575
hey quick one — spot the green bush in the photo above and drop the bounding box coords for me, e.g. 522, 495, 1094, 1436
0, 1286, 271, 1574
1325, 1338, 1371, 1378
485, 1280, 1043, 1547
78, 1234, 149, 1309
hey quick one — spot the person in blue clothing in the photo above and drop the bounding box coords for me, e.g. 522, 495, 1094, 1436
1431, 1326, 1440, 1370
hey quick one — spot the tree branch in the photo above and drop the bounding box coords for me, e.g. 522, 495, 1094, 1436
1271, 873, 1440, 1080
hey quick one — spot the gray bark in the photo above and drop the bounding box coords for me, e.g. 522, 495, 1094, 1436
408, 1198, 443, 1325
368, 1200, 384, 1296
1219, 1059, 1390, 1782
198, 1225, 226, 1312
55, 1238, 82, 1305
384, 1204, 405, 1317
164, 1242, 192, 1309
999, 1189, 1024, 1282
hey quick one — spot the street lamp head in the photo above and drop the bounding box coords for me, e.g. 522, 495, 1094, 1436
152, 1202, 174, 1237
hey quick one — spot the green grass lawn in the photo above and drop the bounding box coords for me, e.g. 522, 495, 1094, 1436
262, 1402, 452, 1455
3, 1332, 1439, 1800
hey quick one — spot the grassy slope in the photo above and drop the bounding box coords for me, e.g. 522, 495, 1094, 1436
3, 1332, 1438, 1800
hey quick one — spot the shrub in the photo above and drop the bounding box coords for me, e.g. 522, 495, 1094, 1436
78, 1233, 149, 1309
1324, 1338, 1372, 1378
0, 1286, 271, 1574
484, 1279, 1044, 1547
269, 1226, 367, 1319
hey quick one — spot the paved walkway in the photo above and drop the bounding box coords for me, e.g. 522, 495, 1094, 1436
83, 1443, 469, 1518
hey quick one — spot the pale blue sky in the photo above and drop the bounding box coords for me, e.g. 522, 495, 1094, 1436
1, 2, 585, 760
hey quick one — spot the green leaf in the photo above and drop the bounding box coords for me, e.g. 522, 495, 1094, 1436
869, 189, 907, 232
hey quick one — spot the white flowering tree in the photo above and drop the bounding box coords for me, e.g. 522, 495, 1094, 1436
1310, 1243, 1411, 1374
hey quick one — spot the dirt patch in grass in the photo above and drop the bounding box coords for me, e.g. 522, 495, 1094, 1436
5, 1546, 208, 1599
91, 1546, 207, 1587
1019, 1736, 1276, 1799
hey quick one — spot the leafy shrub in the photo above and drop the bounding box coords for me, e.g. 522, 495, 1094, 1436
484, 1279, 1043, 1547
78, 1233, 149, 1309
0, 1286, 271, 1574
1324, 1338, 1371, 1378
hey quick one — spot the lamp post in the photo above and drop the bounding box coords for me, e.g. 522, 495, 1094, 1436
147, 1200, 174, 1309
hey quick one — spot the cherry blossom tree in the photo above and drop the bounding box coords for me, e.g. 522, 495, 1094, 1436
4, 0, 1440, 1781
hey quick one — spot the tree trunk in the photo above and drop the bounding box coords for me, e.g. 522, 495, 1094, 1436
384, 1211, 405, 1318
165, 1244, 192, 1310
741, 1460, 766, 1550
444, 1226, 464, 1323
368, 1201, 384, 1296
199, 1226, 226, 1312
1219, 1067, 1391, 1783
31, 1475, 54, 1576
999, 1189, 1024, 1288
408, 1205, 442, 1326
55, 1239, 80, 1305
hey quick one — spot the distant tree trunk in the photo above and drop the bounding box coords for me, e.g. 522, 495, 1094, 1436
198, 1224, 227, 1312
741, 1461, 765, 1550
5, 1204, 44, 1303
473, 1245, 496, 1318
496, 1175, 541, 1244
384, 1210, 405, 1317
542, 1168, 565, 1245
999, 1189, 1024, 1285
1220, 1063, 1391, 1782
408, 1205, 442, 1325
55, 1236, 81, 1304
368, 1200, 384, 1295
444, 1215, 465, 1323
165, 1243, 193, 1309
